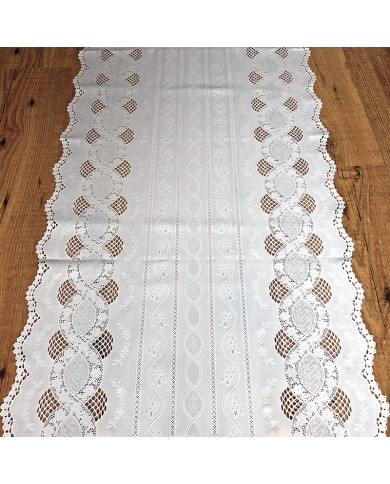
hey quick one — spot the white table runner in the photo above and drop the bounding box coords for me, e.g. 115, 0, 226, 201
1, 47, 388, 436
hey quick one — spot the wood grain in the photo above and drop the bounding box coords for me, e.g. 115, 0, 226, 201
0, 47, 388, 436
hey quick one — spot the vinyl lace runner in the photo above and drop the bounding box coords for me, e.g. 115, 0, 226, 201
2, 48, 388, 437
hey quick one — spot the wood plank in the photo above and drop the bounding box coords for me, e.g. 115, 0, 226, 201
310, 48, 384, 168
343, 47, 390, 163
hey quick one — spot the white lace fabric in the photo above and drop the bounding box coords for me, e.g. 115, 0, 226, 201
1, 47, 388, 437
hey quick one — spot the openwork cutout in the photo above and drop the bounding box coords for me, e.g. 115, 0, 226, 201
100, 49, 113, 61
275, 329, 295, 357
119, 128, 134, 144
293, 158, 309, 176
48, 331, 69, 360
281, 388, 302, 420
249, 71, 262, 84
260, 194, 278, 214
246, 47, 259, 59
85, 129, 100, 144
80, 160, 96, 178
312, 278, 332, 304
105, 235, 124, 257
99, 279, 119, 304
254, 126, 270, 142
66, 235, 84, 258
264, 233, 283, 255
257, 159, 273, 176
91, 100, 105, 114
269, 279, 289, 303
115, 160, 131, 177
37, 389, 60, 423
57, 279, 77, 305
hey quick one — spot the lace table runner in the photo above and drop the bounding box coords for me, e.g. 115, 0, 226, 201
1, 47, 388, 437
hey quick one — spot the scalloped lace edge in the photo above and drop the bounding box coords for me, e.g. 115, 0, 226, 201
0, 49, 87, 435
303, 48, 389, 436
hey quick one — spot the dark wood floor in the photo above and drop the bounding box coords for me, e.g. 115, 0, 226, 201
0, 48, 389, 436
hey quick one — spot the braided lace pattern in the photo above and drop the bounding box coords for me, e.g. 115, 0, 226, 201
248, 47, 351, 436
37, 49, 142, 436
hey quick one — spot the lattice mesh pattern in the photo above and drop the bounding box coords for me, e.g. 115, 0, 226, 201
305, 233, 323, 255
275, 48, 288, 58
130, 49, 142, 61
105, 235, 124, 257
281, 388, 302, 420
299, 194, 316, 213
260, 194, 278, 214
48, 330, 69, 360
248, 71, 262, 84
99, 279, 119, 304
123, 99, 137, 114
269, 279, 289, 303
100, 49, 113, 61
119, 128, 134, 144
329, 388, 352, 422
257, 159, 273, 176
246, 47, 259, 59
288, 126, 303, 142
91, 100, 105, 114
127, 73, 140, 86
73, 196, 91, 215
275, 329, 296, 358
264, 233, 283, 256
85, 129, 100, 144
251, 97, 266, 112
110, 196, 128, 215
37, 389, 60, 423
283, 97, 298, 111
115, 160, 131, 178
86, 388, 108, 421
254, 126, 270, 142
320, 330, 341, 358
293, 158, 309, 176
312, 278, 332, 304
80, 160, 96, 178
279, 71, 293, 84
96, 73, 109, 85
92, 330, 114, 359
57, 279, 77, 305
66, 235, 84, 258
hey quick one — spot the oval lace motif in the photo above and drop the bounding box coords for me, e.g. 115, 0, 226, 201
267, 109, 286, 130
285, 252, 309, 283
56, 415, 82, 437
292, 299, 316, 335
92, 174, 113, 200
306, 415, 332, 437
274, 172, 296, 198
87, 212, 109, 240
271, 139, 290, 162
279, 210, 302, 239
298, 353, 325, 394
73, 299, 97, 335
64, 353, 89, 394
